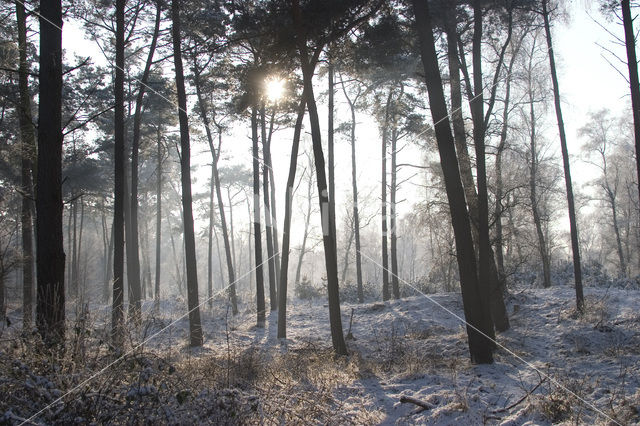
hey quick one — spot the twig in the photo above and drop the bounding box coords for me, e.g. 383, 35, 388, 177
493, 377, 546, 414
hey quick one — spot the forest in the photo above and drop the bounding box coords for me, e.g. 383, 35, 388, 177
0, 0, 639, 423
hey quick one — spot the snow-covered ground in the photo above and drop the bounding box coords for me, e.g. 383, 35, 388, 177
1, 284, 639, 424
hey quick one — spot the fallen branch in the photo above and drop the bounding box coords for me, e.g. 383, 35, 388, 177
399, 395, 434, 411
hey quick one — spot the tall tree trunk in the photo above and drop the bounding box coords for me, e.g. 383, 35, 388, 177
340, 78, 364, 303
265, 109, 281, 291
277, 95, 307, 339
16, 0, 35, 330
608, 188, 626, 276
542, 0, 584, 312
104, 211, 114, 303
381, 89, 392, 301
207, 164, 215, 309
251, 107, 266, 326
154, 124, 163, 308
527, 86, 551, 288
327, 58, 338, 272
171, 0, 203, 346
622, 0, 640, 232
412, 0, 494, 364
166, 210, 184, 295
227, 188, 238, 275
129, 2, 160, 319
469, 1, 496, 342
36, 0, 65, 347
341, 225, 355, 285
305, 82, 347, 355
495, 37, 521, 285
71, 199, 78, 299
294, 154, 313, 289
261, 106, 277, 310
192, 60, 238, 314
77, 197, 85, 300
292, 0, 347, 355
390, 124, 400, 300
449, 7, 509, 332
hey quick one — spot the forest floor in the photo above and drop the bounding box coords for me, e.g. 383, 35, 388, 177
1, 283, 639, 425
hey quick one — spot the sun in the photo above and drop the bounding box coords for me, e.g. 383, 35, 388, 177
265, 77, 285, 103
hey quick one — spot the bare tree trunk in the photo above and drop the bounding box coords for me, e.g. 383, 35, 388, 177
494, 37, 521, 285
341, 222, 355, 285
154, 124, 163, 308
129, 2, 160, 319
339, 77, 364, 302
277, 95, 306, 339
36, 0, 66, 348
265, 109, 281, 291
261, 106, 277, 311
71, 199, 78, 300
207, 165, 214, 309
171, 0, 203, 346
227, 188, 238, 275
542, 0, 584, 312
622, 0, 640, 232
413, 0, 494, 363
16, 0, 35, 330
78, 197, 85, 300
252, 107, 266, 326
192, 58, 238, 314
528, 88, 551, 288
449, 6, 509, 332
291, 0, 347, 354
166, 210, 184, 295
295, 154, 314, 289
608, 188, 627, 276
381, 89, 392, 301
111, 0, 127, 347
390, 125, 400, 300
328, 59, 338, 275
104, 211, 114, 304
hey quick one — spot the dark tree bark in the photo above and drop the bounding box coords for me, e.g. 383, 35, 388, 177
192, 59, 238, 314
154, 121, 163, 308
339, 77, 364, 303
16, 0, 35, 330
469, 1, 497, 342
328, 59, 338, 274
390, 108, 400, 300
292, 0, 346, 355
71, 199, 78, 299
264, 108, 281, 292
294, 153, 314, 289
494, 36, 521, 286
36, 0, 66, 347
252, 107, 266, 326
541, 0, 583, 312
128, 2, 160, 320
171, 0, 203, 346
277, 95, 307, 339
261, 106, 277, 311
448, 6, 509, 333
381, 89, 392, 301
112, 0, 126, 348
103, 212, 114, 303
207, 164, 215, 309
412, 0, 493, 364
622, 0, 640, 227
525, 45, 552, 288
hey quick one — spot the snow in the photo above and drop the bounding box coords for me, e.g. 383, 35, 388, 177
1, 284, 639, 424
